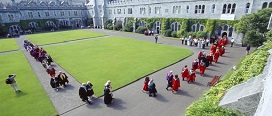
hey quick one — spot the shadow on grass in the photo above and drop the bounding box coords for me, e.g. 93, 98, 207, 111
15, 90, 27, 97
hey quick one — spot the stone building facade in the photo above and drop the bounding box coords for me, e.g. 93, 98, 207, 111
0, 0, 271, 43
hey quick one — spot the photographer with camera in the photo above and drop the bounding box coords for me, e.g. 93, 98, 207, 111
6, 74, 20, 92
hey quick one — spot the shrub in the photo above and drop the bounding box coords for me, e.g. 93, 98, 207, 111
123, 22, 133, 32
115, 20, 123, 31
136, 26, 147, 34
187, 32, 197, 38
171, 31, 178, 38
108, 25, 113, 30
177, 29, 186, 38
196, 31, 207, 38
164, 29, 172, 37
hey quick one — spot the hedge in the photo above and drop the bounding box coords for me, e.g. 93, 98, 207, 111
185, 42, 272, 116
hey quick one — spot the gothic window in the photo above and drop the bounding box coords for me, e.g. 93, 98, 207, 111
8, 14, 14, 21
171, 22, 181, 31
191, 23, 205, 32
38, 12, 40, 17
0, 15, 2, 21
155, 7, 161, 14
74, 11, 78, 16
108, 9, 112, 14
28, 22, 38, 28
28, 12, 33, 18
124, 8, 125, 14
211, 4, 215, 13
128, 8, 132, 14
178, 6, 181, 14
228, 27, 233, 37
200, 25, 204, 31
198, 5, 201, 13
227, 4, 231, 13
245, 3, 250, 13
117, 9, 121, 14
223, 25, 228, 31
262, 2, 268, 9
222, 4, 226, 14
202, 5, 205, 14
231, 4, 236, 14
186, 5, 189, 13
269, 2, 272, 8
139, 20, 146, 27
60, 12, 65, 16
173, 6, 176, 14
192, 25, 195, 32
195, 5, 198, 14
45, 12, 50, 17
196, 23, 200, 31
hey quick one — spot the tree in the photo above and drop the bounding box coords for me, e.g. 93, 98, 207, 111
243, 30, 265, 47
234, 8, 272, 46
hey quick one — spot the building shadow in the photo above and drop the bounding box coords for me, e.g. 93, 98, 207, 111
154, 94, 169, 102
176, 90, 192, 97
191, 81, 205, 86
106, 98, 127, 110
85, 98, 103, 109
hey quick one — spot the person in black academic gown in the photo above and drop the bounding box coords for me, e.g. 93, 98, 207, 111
104, 85, 113, 104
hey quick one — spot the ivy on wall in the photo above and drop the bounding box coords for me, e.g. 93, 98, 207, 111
125, 17, 239, 38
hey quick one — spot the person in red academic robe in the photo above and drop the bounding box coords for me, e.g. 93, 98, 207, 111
199, 60, 206, 76
181, 65, 189, 81
214, 50, 220, 63
192, 59, 198, 71
188, 69, 196, 83
172, 75, 180, 93
210, 44, 217, 54
219, 46, 225, 56
206, 53, 213, 65
142, 77, 150, 92
46, 66, 56, 77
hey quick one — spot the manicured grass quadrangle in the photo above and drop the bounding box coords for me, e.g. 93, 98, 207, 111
0, 52, 56, 116
44, 36, 193, 96
26, 30, 107, 45
0, 38, 19, 52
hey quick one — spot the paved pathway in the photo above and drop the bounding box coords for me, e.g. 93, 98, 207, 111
14, 36, 84, 115
61, 29, 247, 116
11, 29, 248, 116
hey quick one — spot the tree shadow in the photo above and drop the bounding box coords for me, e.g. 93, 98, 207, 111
106, 98, 127, 110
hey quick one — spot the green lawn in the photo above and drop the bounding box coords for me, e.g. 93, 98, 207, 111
44, 36, 193, 96
0, 38, 19, 52
0, 52, 57, 115
26, 30, 107, 45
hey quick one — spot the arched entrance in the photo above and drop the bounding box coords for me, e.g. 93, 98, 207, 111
8, 25, 21, 36
153, 21, 161, 34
